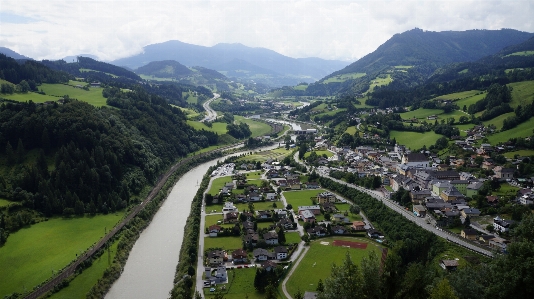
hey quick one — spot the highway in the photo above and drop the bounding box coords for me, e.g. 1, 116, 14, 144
200, 93, 219, 122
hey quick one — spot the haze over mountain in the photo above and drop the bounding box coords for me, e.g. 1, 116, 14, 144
111, 40, 349, 87
0, 47, 32, 60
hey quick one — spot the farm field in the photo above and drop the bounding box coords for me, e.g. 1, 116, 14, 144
389, 131, 443, 150
294, 84, 308, 91
234, 116, 272, 138
503, 150, 534, 158
400, 108, 443, 120
313, 108, 347, 119
283, 189, 326, 212
285, 236, 382, 296
48, 240, 120, 299
454, 92, 486, 108
368, 74, 392, 92
187, 120, 228, 134
453, 124, 476, 136
204, 236, 243, 251
432, 90, 481, 101
40, 82, 107, 106
323, 72, 366, 84
487, 117, 534, 144
0, 213, 124, 296
183, 91, 199, 104
304, 150, 334, 158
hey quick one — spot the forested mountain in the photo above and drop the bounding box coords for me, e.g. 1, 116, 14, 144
41, 56, 141, 81
0, 53, 71, 85
111, 40, 349, 87
0, 54, 218, 243
135, 60, 193, 78
332, 28, 533, 76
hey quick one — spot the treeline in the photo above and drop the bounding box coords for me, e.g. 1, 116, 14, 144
502, 102, 534, 131
0, 54, 71, 85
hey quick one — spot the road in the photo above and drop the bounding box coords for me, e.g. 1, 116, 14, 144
200, 93, 219, 122
294, 153, 494, 258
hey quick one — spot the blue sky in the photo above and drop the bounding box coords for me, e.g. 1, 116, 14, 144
0, 0, 532, 62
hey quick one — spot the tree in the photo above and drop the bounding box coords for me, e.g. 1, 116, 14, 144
361, 251, 382, 299
5, 141, 14, 166
16, 138, 25, 163
463, 216, 471, 228
294, 288, 304, 299
349, 204, 361, 215
316, 279, 324, 292
430, 278, 459, 299
317, 252, 363, 299
265, 284, 277, 299
277, 227, 286, 244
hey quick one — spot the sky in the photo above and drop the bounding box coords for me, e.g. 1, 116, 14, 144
0, 0, 533, 62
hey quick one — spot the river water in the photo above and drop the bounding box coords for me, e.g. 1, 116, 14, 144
106, 143, 282, 299
105, 160, 220, 299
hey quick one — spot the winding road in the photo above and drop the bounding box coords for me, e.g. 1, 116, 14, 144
200, 93, 219, 122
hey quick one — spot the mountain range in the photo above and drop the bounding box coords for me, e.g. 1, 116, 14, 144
111, 40, 349, 87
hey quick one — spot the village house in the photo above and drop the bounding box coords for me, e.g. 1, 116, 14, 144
244, 233, 259, 247
300, 209, 316, 223
307, 226, 327, 237
316, 191, 337, 203
440, 259, 459, 271
298, 205, 321, 215
493, 166, 515, 181
263, 232, 279, 245
208, 225, 222, 237
277, 218, 294, 230
461, 229, 479, 240
231, 249, 248, 264
207, 250, 227, 266
489, 237, 510, 252
253, 248, 273, 261
332, 225, 347, 234
352, 221, 366, 231
493, 216, 515, 233
274, 246, 288, 260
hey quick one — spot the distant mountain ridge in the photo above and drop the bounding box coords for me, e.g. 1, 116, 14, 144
135, 60, 193, 78
111, 40, 349, 87
0, 47, 32, 60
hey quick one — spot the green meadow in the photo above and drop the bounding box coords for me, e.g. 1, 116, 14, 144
187, 120, 229, 134
400, 108, 443, 120
482, 112, 515, 130
432, 90, 481, 101
234, 116, 272, 138
487, 117, 534, 144
503, 150, 534, 158
304, 150, 333, 158
283, 190, 326, 212
48, 240, 120, 299
237, 148, 292, 163
0, 213, 124, 296
323, 73, 366, 84
285, 237, 382, 296
368, 74, 392, 92
204, 236, 243, 251
509, 80, 534, 108
183, 91, 199, 104
205, 268, 266, 299
389, 131, 442, 150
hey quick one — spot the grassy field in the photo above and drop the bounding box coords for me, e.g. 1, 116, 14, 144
283, 190, 326, 212
205, 268, 265, 299
0, 198, 10, 207
183, 91, 199, 104
48, 240, 120, 299
187, 120, 229, 134
454, 123, 476, 136
345, 126, 358, 135
237, 147, 292, 163
178, 106, 202, 119
285, 232, 302, 244
509, 80, 534, 108
285, 236, 382, 295
40, 82, 107, 106
323, 73, 366, 84
204, 236, 243, 251
368, 74, 392, 93
394, 65, 413, 69
482, 112, 515, 130
0, 213, 124, 296
432, 90, 481, 101
235, 201, 278, 212
487, 117, 534, 144
505, 51, 534, 57
294, 84, 308, 91
400, 108, 443, 120
454, 93, 486, 108
244, 171, 264, 179
503, 150, 534, 158
389, 131, 443, 150
304, 150, 333, 158
234, 116, 272, 138
208, 176, 234, 194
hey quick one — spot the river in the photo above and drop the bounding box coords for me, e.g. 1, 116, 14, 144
106, 143, 282, 299
105, 160, 220, 299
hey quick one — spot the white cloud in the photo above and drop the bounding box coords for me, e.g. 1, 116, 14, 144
0, 0, 532, 62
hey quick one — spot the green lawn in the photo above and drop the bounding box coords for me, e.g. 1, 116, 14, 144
48, 240, 120, 299
487, 117, 534, 144
503, 150, 534, 158
183, 91, 199, 104
208, 176, 234, 195
509, 80, 534, 108
0, 213, 124, 296
205, 268, 266, 299
235, 201, 278, 212
304, 150, 334, 158
283, 190, 326, 212
285, 232, 302, 244
345, 126, 357, 135
204, 236, 243, 251
187, 121, 229, 134
454, 93, 486, 108
285, 237, 382, 296
294, 85, 308, 91
205, 215, 235, 228
389, 131, 443, 150
368, 74, 392, 93
492, 183, 520, 197
245, 171, 264, 179
234, 116, 272, 138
